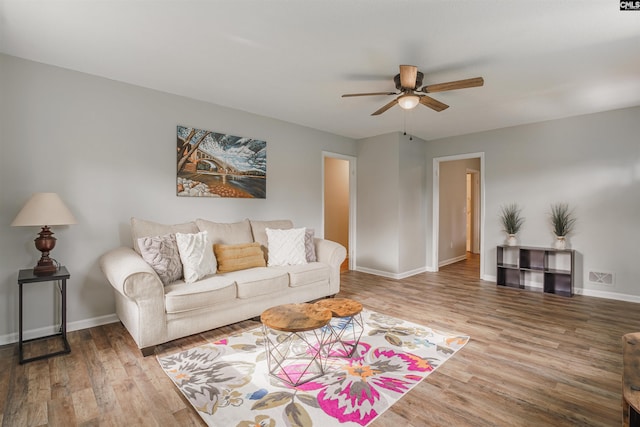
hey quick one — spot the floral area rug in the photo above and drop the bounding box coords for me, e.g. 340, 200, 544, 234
157, 309, 469, 427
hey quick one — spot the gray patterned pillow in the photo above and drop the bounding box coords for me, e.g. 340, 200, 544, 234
305, 228, 317, 262
138, 233, 183, 285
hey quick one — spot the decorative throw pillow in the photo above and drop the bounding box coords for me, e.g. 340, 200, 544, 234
137, 233, 182, 286
214, 242, 266, 273
130, 217, 199, 254
249, 219, 294, 248
249, 219, 294, 261
175, 231, 217, 283
266, 227, 307, 266
305, 228, 317, 262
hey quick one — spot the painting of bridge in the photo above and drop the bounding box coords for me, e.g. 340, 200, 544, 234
177, 126, 267, 198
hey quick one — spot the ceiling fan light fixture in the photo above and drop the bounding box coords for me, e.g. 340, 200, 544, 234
398, 94, 420, 110
343, 65, 482, 115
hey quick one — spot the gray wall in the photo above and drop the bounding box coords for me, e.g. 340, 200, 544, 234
0, 54, 356, 342
398, 135, 427, 274
356, 132, 427, 277
425, 106, 640, 300
355, 133, 400, 274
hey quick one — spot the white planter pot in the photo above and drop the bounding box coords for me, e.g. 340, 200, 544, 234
506, 234, 518, 246
554, 236, 567, 250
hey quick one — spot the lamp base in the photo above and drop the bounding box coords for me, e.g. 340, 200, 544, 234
34, 259, 57, 276
33, 226, 58, 276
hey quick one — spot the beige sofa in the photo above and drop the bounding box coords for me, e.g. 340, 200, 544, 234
99, 218, 346, 355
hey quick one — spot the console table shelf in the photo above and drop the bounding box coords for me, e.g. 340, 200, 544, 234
496, 245, 575, 296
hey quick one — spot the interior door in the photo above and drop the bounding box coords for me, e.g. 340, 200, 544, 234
323, 155, 354, 271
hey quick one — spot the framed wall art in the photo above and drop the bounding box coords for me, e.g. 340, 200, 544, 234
177, 126, 267, 198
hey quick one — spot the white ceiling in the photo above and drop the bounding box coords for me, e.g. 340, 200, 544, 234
2, 0, 640, 141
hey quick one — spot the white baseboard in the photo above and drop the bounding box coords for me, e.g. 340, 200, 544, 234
575, 288, 640, 303
0, 313, 119, 346
355, 266, 427, 280
482, 274, 640, 302
397, 267, 428, 279
438, 255, 467, 268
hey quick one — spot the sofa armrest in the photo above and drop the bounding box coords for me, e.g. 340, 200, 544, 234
99, 246, 164, 300
315, 238, 347, 267
315, 238, 346, 294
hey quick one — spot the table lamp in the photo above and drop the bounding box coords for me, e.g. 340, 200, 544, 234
11, 192, 77, 276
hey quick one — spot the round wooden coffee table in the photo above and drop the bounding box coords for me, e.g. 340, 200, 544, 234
261, 303, 332, 386
314, 298, 364, 358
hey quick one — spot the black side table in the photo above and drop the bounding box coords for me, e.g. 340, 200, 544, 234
17, 266, 71, 364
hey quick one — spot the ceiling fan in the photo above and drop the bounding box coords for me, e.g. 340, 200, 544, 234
342, 65, 484, 116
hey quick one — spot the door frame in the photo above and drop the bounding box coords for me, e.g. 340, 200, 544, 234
466, 168, 481, 254
431, 152, 485, 278
322, 152, 357, 270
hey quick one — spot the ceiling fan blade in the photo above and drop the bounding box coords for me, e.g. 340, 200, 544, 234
399, 65, 418, 89
342, 91, 397, 98
419, 96, 449, 112
371, 99, 398, 116
421, 77, 484, 93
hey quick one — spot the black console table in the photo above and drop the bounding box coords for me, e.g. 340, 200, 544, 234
17, 266, 71, 364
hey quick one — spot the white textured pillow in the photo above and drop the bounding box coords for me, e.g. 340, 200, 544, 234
175, 231, 217, 283
266, 227, 307, 266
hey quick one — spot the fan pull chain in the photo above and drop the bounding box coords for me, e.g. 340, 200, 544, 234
403, 111, 413, 140
403, 111, 406, 135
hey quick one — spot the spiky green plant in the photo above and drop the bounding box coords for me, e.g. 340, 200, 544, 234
550, 203, 576, 237
499, 203, 524, 235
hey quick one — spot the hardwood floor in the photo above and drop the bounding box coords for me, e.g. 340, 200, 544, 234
2, 255, 639, 426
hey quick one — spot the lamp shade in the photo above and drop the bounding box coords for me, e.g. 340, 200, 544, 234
397, 94, 420, 110
11, 193, 77, 227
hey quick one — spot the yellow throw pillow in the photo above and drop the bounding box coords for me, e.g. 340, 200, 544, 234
214, 242, 266, 273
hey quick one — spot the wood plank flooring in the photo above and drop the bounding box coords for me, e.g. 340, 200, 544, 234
2, 254, 639, 426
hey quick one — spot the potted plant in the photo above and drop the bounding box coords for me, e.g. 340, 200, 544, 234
550, 203, 576, 249
499, 203, 524, 246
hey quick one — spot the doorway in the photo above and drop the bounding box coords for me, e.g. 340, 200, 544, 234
322, 152, 356, 271
431, 153, 484, 278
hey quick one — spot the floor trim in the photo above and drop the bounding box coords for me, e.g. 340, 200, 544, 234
0, 313, 119, 346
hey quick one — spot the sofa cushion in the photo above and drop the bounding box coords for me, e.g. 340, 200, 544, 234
214, 242, 266, 273
175, 231, 217, 283
223, 267, 289, 299
137, 233, 182, 285
164, 275, 236, 314
267, 227, 307, 266
196, 218, 253, 245
131, 217, 199, 254
272, 262, 330, 288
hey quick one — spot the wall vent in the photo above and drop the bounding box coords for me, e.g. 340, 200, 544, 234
588, 271, 614, 286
